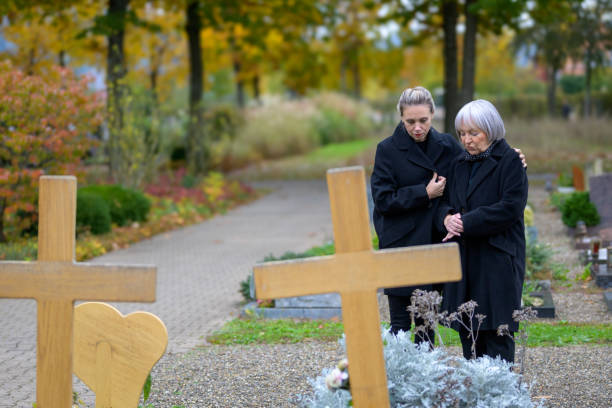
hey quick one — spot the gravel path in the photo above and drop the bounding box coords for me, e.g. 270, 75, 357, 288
528, 184, 611, 324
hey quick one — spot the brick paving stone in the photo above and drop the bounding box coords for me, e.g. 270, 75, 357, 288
0, 180, 332, 406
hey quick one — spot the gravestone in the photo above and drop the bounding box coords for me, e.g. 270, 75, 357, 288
0, 176, 157, 407
590, 248, 611, 288
589, 173, 612, 242
244, 292, 342, 319
604, 291, 612, 312
74, 302, 167, 408
254, 166, 461, 408
572, 165, 585, 191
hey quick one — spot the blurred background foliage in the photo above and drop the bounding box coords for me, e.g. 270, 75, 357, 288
0, 0, 611, 244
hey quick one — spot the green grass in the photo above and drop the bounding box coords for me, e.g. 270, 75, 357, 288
206, 318, 344, 344
229, 137, 378, 181
208, 318, 612, 347
306, 139, 377, 161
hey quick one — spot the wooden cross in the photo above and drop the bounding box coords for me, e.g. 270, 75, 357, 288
254, 167, 461, 408
0, 176, 156, 408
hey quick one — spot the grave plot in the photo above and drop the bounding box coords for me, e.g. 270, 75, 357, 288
254, 167, 461, 407
0, 176, 159, 407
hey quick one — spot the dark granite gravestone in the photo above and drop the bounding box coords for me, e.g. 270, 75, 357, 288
589, 174, 612, 241
590, 248, 612, 289
528, 290, 556, 318
525, 280, 555, 318
604, 291, 612, 312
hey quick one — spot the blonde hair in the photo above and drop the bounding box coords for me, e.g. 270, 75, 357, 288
397, 86, 435, 116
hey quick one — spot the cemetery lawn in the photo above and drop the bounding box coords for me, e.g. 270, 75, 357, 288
207, 318, 612, 347
229, 138, 377, 180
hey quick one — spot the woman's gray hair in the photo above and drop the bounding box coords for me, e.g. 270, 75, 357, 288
455, 99, 505, 142
397, 86, 435, 116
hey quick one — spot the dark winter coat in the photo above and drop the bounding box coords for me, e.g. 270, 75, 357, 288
436, 139, 528, 332
370, 122, 463, 296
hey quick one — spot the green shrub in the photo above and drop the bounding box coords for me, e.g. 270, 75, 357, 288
204, 104, 244, 142
311, 92, 375, 145
560, 192, 600, 227
556, 171, 574, 187
525, 240, 554, 280
79, 185, 151, 226
0, 240, 37, 260
549, 192, 572, 210
76, 191, 111, 235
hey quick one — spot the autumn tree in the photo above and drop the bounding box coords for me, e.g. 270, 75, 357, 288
0, 62, 104, 241
0, 2, 103, 75
515, 0, 576, 116
382, 0, 526, 132
568, 0, 612, 116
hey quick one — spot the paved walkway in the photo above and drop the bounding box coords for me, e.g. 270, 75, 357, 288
0, 180, 333, 407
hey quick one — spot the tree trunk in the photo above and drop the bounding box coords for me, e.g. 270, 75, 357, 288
150, 66, 158, 107
106, 0, 129, 181
0, 198, 6, 243
340, 54, 348, 94
442, 0, 459, 134
252, 74, 261, 104
185, 0, 206, 174
233, 58, 245, 108
59, 50, 66, 67
26, 47, 35, 75
547, 66, 558, 116
584, 47, 592, 117
461, 0, 477, 105
352, 49, 361, 99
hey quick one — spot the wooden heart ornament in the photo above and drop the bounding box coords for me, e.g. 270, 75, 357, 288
73, 302, 168, 408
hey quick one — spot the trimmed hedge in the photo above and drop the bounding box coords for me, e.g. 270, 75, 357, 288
560, 192, 600, 227
76, 191, 111, 235
79, 185, 151, 227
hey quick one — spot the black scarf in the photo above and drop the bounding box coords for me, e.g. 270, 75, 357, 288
464, 140, 495, 162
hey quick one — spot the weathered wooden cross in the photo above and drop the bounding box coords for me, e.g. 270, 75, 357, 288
254, 166, 461, 407
0, 176, 157, 408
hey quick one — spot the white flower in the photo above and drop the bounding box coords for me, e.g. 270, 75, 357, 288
325, 368, 348, 390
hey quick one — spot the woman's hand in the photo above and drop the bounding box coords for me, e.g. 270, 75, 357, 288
426, 172, 446, 199
443, 213, 463, 242
514, 148, 527, 168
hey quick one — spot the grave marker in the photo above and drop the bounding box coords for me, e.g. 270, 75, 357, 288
0, 176, 156, 407
589, 173, 612, 242
74, 302, 167, 408
572, 165, 585, 191
254, 167, 461, 407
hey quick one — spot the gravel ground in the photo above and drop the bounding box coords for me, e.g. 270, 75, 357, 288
141, 342, 611, 408
528, 184, 611, 324
135, 183, 611, 408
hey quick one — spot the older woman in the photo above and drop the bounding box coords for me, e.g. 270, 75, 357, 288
437, 99, 528, 362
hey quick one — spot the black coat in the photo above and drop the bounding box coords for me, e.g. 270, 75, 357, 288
371, 122, 463, 296
436, 139, 528, 332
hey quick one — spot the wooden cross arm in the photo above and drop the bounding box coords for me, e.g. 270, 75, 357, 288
370, 243, 461, 288
253, 255, 337, 299
254, 243, 461, 299
0, 262, 156, 301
